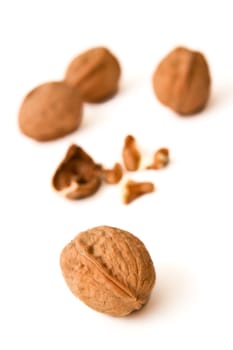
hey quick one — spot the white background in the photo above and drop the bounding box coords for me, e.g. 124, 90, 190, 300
0, 0, 233, 349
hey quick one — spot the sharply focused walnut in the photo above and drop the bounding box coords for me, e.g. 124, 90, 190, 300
52, 144, 102, 199
18, 81, 83, 141
152, 46, 211, 115
60, 225, 156, 316
65, 47, 121, 103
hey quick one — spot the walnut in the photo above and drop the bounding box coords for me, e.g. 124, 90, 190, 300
65, 47, 121, 103
52, 144, 102, 199
60, 225, 156, 317
18, 81, 83, 141
152, 46, 211, 115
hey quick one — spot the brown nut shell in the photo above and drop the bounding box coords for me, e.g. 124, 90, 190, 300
123, 180, 155, 204
152, 46, 211, 115
52, 144, 102, 199
60, 225, 156, 317
146, 148, 170, 170
18, 81, 83, 141
65, 47, 121, 103
102, 162, 123, 184
122, 135, 141, 171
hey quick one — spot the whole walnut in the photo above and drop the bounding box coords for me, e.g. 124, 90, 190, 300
18, 81, 83, 141
65, 47, 121, 103
152, 46, 211, 115
60, 225, 156, 317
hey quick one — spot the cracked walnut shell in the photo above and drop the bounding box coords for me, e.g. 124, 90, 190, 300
18, 81, 83, 141
52, 144, 102, 199
65, 47, 121, 103
152, 46, 211, 115
60, 225, 156, 316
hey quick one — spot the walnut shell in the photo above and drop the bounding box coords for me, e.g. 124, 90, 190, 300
122, 135, 141, 171
60, 225, 156, 316
18, 81, 83, 141
52, 144, 102, 199
65, 47, 121, 103
101, 163, 123, 184
152, 46, 211, 115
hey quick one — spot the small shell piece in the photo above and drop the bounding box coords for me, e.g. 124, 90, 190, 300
123, 180, 155, 204
60, 225, 156, 316
146, 148, 170, 170
122, 135, 141, 171
102, 163, 123, 184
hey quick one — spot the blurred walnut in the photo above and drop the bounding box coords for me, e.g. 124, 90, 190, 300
152, 46, 211, 115
18, 81, 83, 141
52, 144, 102, 199
60, 225, 156, 317
65, 47, 121, 103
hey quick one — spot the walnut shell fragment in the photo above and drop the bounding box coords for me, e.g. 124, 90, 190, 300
18, 81, 83, 141
123, 180, 155, 204
122, 135, 141, 171
146, 148, 170, 170
152, 46, 211, 115
102, 162, 123, 184
60, 225, 156, 316
52, 144, 102, 199
65, 47, 121, 103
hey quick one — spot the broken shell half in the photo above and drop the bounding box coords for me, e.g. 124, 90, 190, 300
52, 144, 102, 199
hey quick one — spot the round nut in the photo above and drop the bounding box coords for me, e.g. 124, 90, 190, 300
65, 47, 121, 103
60, 225, 156, 316
18, 81, 83, 141
152, 46, 211, 115
52, 144, 102, 199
